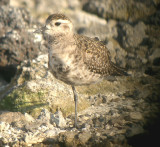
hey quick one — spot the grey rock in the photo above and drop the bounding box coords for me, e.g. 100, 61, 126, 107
0, 0, 160, 146
0, 53, 160, 146
0, 111, 29, 124
38, 108, 66, 128
70, 11, 111, 40
149, 48, 160, 65
51, 110, 67, 128
106, 38, 127, 68
146, 10, 160, 25
126, 124, 144, 137
0, 122, 10, 131
0, 0, 10, 5
37, 108, 52, 124
130, 112, 143, 120
10, 0, 81, 23
78, 131, 92, 144
118, 21, 146, 49
82, 0, 157, 22
0, 6, 44, 82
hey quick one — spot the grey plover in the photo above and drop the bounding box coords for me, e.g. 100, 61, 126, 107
36, 13, 127, 128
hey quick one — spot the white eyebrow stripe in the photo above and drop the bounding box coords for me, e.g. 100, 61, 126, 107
56, 19, 70, 23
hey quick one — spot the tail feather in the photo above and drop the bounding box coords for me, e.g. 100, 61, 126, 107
109, 62, 128, 76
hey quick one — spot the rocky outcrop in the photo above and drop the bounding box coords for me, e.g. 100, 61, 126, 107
0, 0, 160, 146
0, 109, 66, 146
82, 0, 158, 22
0, 5, 46, 82
0, 53, 160, 146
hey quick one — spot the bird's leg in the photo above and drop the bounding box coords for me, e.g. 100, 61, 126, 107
71, 86, 78, 128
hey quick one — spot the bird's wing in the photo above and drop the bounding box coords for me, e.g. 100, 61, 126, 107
75, 35, 127, 76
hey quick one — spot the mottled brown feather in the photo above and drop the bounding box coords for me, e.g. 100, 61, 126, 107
74, 34, 126, 76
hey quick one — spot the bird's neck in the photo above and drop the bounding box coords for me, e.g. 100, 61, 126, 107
47, 33, 75, 54
48, 33, 74, 45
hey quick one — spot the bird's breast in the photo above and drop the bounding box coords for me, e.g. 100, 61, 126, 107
48, 46, 102, 86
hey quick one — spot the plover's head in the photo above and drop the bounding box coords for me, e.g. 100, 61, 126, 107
40, 14, 73, 37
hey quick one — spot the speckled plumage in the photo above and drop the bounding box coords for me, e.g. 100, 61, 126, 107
74, 34, 126, 76
39, 14, 127, 127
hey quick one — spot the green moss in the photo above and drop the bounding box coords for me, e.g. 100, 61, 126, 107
0, 84, 90, 118
0, 86, 49, 118
77, 80, 117, 95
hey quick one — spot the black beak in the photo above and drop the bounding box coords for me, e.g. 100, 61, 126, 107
34, 26, 46, 34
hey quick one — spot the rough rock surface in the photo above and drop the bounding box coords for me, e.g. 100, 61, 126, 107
0, 0, 10, 5
0, 0, 160, 146
0, 109, 65, 146
0, 5, 46, 82
0, 54, 160, 146
82, 0, 158, 22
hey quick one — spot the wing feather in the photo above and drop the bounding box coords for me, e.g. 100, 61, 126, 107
75, 34, 127, 76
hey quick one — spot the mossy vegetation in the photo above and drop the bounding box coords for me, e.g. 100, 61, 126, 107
77, 80, 119, 95
0, 84, 90, 118
0, 86, 49, 118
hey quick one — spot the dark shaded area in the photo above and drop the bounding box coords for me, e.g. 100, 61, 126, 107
144, 4, 160, 25
0, 65, 17, 82
127, 116, 160, 147
145, 67, 159, 76
153, 57, 160, 66
35, 138, 112, 147
127, 82, 160, 147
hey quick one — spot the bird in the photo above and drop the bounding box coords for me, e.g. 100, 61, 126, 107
35, 13, 127, 128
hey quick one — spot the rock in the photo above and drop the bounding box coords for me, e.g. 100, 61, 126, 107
130, 112, 143, 120
38, 108, 66, 128
146, 9, 160, 25
0, 54, 91, 118
0, 55, 160, 146
149, 48, 160, 65
0, 0, 10, 5
126, 124, 144, 138
0, 122, 10, 131
0, 111, 28, 124
0, 0, 160, 146
0, 5, 44, 82
82, 0, 157, 22
0, 111, 35, 130
10, 0, 80, 23
118, 21, 146, 50
116, 21, 155, 69
51, 109, 67, 128
78, 131, 92, 145
0, 110, 66, 146
24, 113, 35, 122
106, 38, 127, 67
71, 11, 109, 40
37, 109, 52, 124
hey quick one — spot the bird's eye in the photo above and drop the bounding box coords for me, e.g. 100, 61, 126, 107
55, 22, 61, 26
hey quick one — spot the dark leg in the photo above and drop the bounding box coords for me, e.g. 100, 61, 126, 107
72, 86, 78, 128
